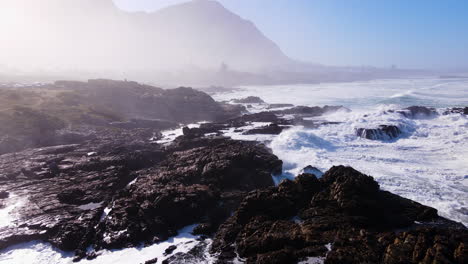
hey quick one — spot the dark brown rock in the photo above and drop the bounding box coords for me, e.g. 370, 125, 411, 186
400, 106, 438, 119
96, 139, 282, 250
211, 166, 467, 264
243, 123, 285, 135
356, 125, 402, 140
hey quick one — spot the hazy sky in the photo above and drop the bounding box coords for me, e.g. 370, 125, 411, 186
113, 0, 468, 70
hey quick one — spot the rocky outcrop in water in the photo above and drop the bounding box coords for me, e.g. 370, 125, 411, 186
211, 166, 467, 264
399, 106, 438, 119
232, 96, 266, 104
356, 125, 402, 140
243, 124, 285, 135
443, 107, 468, 115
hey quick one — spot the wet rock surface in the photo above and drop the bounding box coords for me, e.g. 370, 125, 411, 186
95, 138, 282, 250
356, 125, 402, 140
243, 124, 285, 135
0, 129, 167, 251
443, 107, 468, 115
1, 83, 466, 264
211, 166, 467, 264
399, 106, 438, 119
0, 133, 282, 260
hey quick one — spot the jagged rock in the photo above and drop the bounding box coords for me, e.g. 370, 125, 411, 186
356, 125, 402, 140
144, 257, 158, 264
182, 123, 227, 138
228, 112, 279, 124
164, 245, 178, 256
243, 124, 284, 135
95, 139, 282, 250
0, 130, 168, 252
443, 107, 468, 115
211, 166, 467, 264
400, 106, 438, 119
232, 96, 266, 104
162, 240, 211, 264
301, 166, 324, 177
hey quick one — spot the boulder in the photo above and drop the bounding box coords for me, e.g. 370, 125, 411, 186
400, 106, 438, 119
356, 125, 402, 140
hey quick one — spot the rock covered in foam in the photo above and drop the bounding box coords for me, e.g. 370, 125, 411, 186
443, 107, 468, 115
356, 125, 402, 140
399, 106, 438, 119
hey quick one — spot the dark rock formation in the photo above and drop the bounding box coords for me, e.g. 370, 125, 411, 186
228, 112, 279, 124
356, 125, 402, 140
0, 129, 168, 252
301, 166, 324, 177
0, 191, 8, 199
162, 239, 211, 264
400, 106, 438, 119
0, 134, 281, 260
211, 166, 467, 264
145, 257, 159, 264
443, 107, 468, 115
95, 139, 282, 250
232, 96, 266, 104
243, 124, 285, 135
164, 245, 178, 256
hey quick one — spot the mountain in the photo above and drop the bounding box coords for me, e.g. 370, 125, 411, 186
0, 0, 294, 74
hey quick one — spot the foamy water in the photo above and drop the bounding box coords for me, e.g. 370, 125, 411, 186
0, 225, 214, 264
214, 78, 468, 225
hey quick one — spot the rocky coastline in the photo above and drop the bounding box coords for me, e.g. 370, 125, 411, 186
0, 80, 466, 263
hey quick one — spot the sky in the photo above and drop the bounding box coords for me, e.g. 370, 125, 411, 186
113, 0, 468, 70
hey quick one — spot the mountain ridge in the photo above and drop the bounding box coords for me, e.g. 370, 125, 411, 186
0, 0, 295, 73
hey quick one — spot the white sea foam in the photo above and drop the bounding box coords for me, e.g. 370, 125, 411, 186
215, 78, 468, 225
155, 122, 207, 144
0, 193, 27, 228
0, 225, 214, 264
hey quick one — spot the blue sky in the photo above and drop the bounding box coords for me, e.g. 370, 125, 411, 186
113, 0, 468, 70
